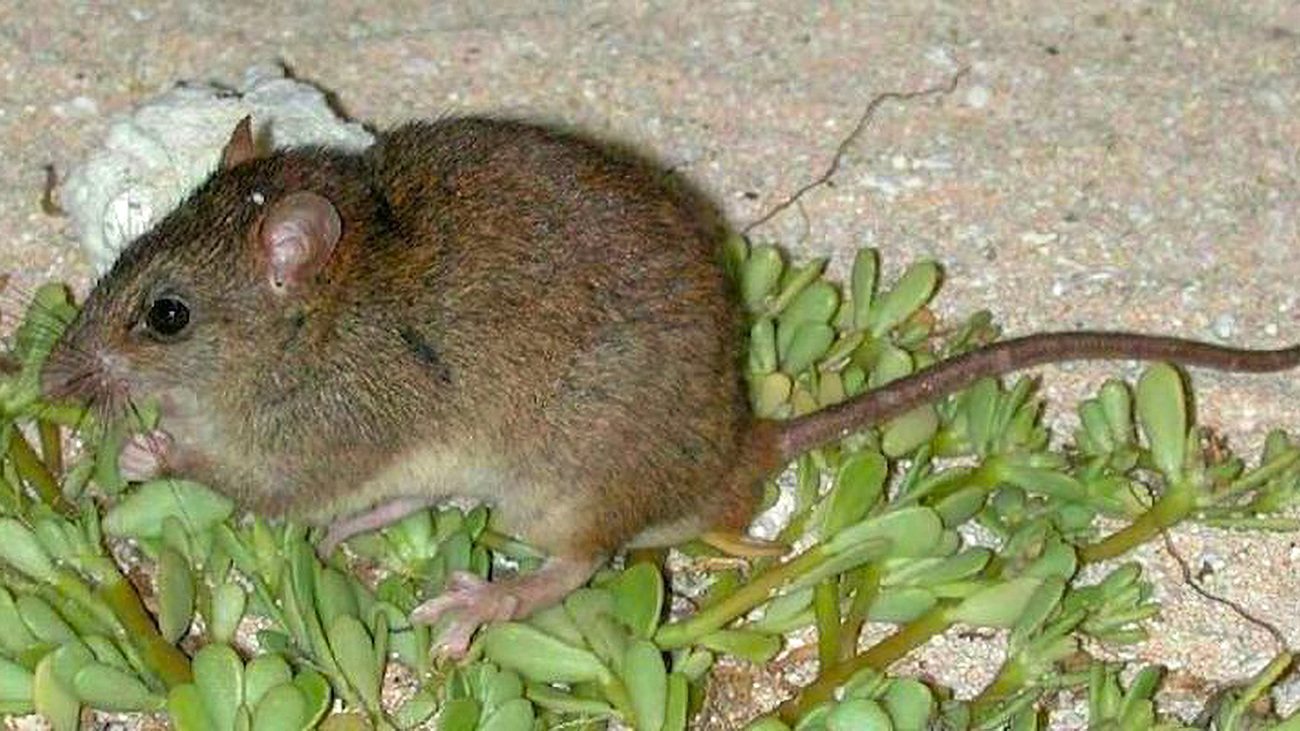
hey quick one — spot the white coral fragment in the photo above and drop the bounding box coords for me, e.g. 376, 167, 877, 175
61, 64, 375, 272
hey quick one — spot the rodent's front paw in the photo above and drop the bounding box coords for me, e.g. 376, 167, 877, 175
119, 430, 173, 482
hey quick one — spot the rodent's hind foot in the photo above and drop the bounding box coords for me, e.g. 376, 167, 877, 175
411, 554, 603, 658
412, 571, 520, 658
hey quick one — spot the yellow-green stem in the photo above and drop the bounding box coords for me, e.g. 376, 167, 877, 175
777, 603, 953, 723
98, 574, 193, 689
8, 430, 72, 515
1218, 653, 1292, 730
813, 579, 841, 669
1209, 448, 1300, 505
838, 565, 881, 661
1080, 481, 1195, 563
37, 419, 61, 477
968, 657, 1027, 717
656, 548, 823, 648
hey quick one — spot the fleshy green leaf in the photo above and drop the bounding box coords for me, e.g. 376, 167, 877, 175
867, 261, 939, 337
193, 643, 244, 731
823, 506, 944, 558
244, 655, 293, 710
33, 652, 80, 731
949, 576, 1044, 629
393, 691, 437, 729
883, 678, 935, 731
697, 629, 782, 663
1136, 363, 1186, 479
326, 615, 381, 710
867, 588, 938, 623
438, 697, 482, 731
781, 322, 835, 375
158, 545, 195, 644
103, 480, 234, 539
0, 656, 34, 702
882, 405, 939, 458
524, 682, 617, 717
625, 640, 667, 731
753, 372, 793, 417
479, 697, 535, 731
0, 517, 57, 582
168, 683, 215, 731
316, 566, 360, 632
0, 587, 39, 653
251, 683, 307, 731
210, 582, 247, 645
826, 698, 893, 731
749, 319, 779, 375
741, 245, 784, 310
482, 622, 613, 685
823, 451, 887, 537
72, 662, 165, 711
851, 248, 879, 330
17, 595, 77, 644
611, 563, 664, 640
293, 670, 332, 730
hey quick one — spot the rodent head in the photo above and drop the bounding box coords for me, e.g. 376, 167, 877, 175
41, 118, 362, 425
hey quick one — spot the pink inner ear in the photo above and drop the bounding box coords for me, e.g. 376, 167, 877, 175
260, 191, 342, 292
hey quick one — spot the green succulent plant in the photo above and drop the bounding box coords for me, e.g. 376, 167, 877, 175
0, 237, 1298, 730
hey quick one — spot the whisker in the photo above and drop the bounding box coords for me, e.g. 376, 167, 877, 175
126, 397, 148, 432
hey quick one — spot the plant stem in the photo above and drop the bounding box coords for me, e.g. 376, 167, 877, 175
656, 548, 824, 648
8, 430, 73, 515
968, 657, 1027, 717
837, 565, 881, 661
97, 572, 193, 689
1218, 653, 1292, 730
37, 419, 61, 477
776, 603, 953, 723
813, 579, 841, 669
1079, 480, 1194, 563
1207, 448, 1300, 505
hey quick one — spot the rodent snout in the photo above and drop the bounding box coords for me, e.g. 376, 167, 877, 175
39, 341, 121, 406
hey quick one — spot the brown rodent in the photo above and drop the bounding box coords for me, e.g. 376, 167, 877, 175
40, 117, 1300, 655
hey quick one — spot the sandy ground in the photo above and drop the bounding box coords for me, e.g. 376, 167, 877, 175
4, 2, 1300, 728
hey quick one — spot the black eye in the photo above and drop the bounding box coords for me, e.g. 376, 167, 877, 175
145, 296, 190, 337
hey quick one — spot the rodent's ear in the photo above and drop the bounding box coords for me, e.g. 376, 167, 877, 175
221, 116, 256, 170
257, 191, 342, 294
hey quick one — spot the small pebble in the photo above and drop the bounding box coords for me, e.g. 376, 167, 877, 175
1213, 314, 1236, 339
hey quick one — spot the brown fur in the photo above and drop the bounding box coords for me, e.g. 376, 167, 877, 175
43, 118, 764, 560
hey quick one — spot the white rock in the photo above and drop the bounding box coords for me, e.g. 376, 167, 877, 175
61, 64, 375, 273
